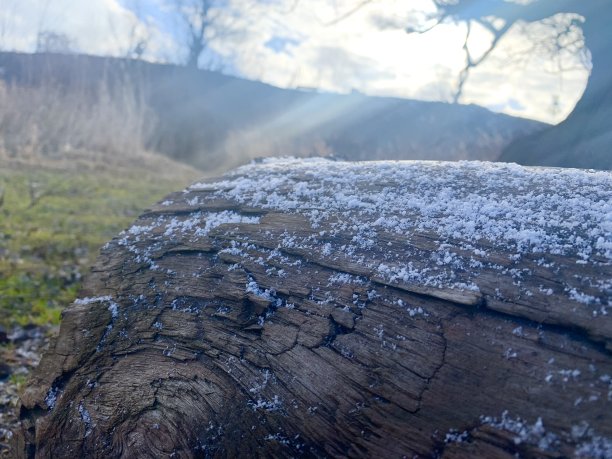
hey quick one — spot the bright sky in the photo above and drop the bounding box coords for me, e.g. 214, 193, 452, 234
0, 0, 590, 124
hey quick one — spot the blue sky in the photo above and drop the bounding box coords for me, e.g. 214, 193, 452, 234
0, 0, 590, 124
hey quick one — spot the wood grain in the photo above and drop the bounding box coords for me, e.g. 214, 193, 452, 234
13, 160, 612, 458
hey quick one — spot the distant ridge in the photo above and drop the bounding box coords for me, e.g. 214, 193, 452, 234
0, 52, 546, 173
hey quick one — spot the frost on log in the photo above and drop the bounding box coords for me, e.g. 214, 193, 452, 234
14, 159, 612, 458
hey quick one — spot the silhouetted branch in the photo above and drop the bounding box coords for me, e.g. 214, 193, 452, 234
454, 18, 512, 102
324, 0, 374, 26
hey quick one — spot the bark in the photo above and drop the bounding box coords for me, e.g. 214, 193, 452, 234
13, 160, 612, 458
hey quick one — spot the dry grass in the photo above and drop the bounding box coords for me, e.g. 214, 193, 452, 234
0, 79, 154, 159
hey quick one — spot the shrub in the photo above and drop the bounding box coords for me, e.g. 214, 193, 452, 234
0, 78, 155, 159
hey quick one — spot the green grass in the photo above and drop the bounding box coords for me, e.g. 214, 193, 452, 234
9, 374, 28, 392
0, 161, 198, 327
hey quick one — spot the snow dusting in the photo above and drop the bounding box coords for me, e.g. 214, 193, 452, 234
75, 296, 119, 319
190, 158, 611, 308
108, 158, 610, 324
191, 158, 611, 262
480, 411, 558, 450
78, 401, 93, 437
44, 386, 59, 411
74, 296, 113, 305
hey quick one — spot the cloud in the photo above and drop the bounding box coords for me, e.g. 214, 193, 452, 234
210, 0, 467, 98
0, 0, 177, 60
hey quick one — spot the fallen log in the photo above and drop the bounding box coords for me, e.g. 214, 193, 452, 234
14, 158, 612, 458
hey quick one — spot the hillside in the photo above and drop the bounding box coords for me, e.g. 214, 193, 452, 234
501, 109, 612, 169
0, 52, 546, 173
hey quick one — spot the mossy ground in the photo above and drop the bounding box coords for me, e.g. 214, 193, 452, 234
0, 155, 200, 328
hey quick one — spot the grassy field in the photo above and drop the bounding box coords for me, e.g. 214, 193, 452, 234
0, 152, 200, 328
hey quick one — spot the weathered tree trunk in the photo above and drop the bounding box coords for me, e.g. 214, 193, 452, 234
14, 159, 612, 458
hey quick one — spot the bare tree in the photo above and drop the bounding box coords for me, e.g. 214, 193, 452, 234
123, 19, 150, 60
170, 0, 248, 69
400, 1, 593, 104
35, 30, 75, 54
323, 1, 606, 111
323, 0, 611, 168
110, 0, 152, 60
173, 0, 215, 68
415, 0, 612, 168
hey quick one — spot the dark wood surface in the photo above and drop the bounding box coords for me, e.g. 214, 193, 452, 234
14, 159, 612, 458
